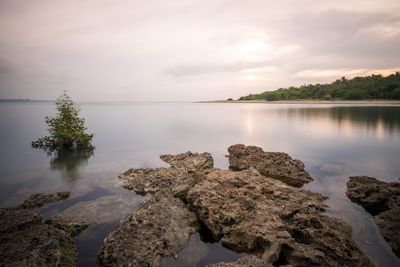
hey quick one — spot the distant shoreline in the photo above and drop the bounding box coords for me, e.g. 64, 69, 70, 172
197, 100, 400, 105
2, 99, 400, 105
0, 99, 53, 103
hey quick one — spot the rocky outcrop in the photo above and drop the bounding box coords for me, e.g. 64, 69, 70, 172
227, 144, 313, 187
0, 192, 87, 267
104, 146, 372, 267
347, 176, 400, 257
160, 151, 213, 173
120, 151, 213, 200
98, 192, 198, 267
187, 168, 371, 267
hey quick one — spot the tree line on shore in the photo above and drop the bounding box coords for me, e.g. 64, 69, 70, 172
239, 73, 400, 101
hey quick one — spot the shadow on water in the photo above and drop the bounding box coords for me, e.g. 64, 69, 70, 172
49, 149, 94, 181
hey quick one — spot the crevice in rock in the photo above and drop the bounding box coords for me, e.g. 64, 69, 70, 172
248, 236, 269, 258
272, 244, 293, 266
197, 219, 218, 243
289, 228, 312, 244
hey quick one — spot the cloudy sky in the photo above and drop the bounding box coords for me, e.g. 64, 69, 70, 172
0, 0, 399, 101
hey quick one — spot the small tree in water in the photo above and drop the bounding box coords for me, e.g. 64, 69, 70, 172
32, 91, 94, 153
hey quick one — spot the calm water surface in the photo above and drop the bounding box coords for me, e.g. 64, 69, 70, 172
0, 102, 399, 266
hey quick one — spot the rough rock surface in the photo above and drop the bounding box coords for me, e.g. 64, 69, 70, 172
0, 192, 87, 267
160, 151, 214, 173
187, 168, 372, 267
107, 147, 372, 267
227, 144, 313, 187
347, 176, 400, 257
346, 176, 400, 215
120, 151, 213, 199
120, 167, 195, 199
98, 192, 198, 267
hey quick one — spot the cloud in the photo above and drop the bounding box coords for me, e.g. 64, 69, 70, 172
0, 0, 399, 100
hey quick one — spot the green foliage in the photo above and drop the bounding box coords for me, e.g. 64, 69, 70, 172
239, 73, 400, 101
32, 91, 94, 153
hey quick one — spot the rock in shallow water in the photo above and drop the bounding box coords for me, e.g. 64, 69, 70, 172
104, 146, 372, 267
188, 168, 371, 267
98, 192, 198, 267
347, 176, 400, 257
0, 192, 87, 267
228, 144, 313, 187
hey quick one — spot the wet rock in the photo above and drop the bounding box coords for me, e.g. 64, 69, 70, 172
19, 191, 71, 209
227, 144, 313, 187
98, 192, 198, 267
347, 176, 400, 256
187, 168, 372, 267
0, 207, 41, 233
45, 216, 89, 237
346, 176, 400, 215
160, 151, 214, 173
374, 207, 400, 257
0, 192, 87, 267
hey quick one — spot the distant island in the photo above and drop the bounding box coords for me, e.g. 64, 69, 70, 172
0, 99, 52, 102
238, 73, 400, 101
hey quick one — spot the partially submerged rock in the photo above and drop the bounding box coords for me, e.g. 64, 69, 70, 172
45, 216, 89, 237
60, 194, 140, 224
160, 151, 214, 173
0, 192, 87, 267
346, 176, 399, 215
347, 176, 400, 257
228, 144, 313, 187
98, 192, 198, 267
106, 147, 372, 267
0, 208, 77, 267
187, 168, 371, 266
19, 191, 70, 209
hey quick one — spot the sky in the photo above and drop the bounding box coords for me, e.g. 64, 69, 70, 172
0, 0, 399, 101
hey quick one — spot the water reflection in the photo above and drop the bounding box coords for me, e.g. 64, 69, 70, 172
50, 150, 94, 181
279, 106, 400, 137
